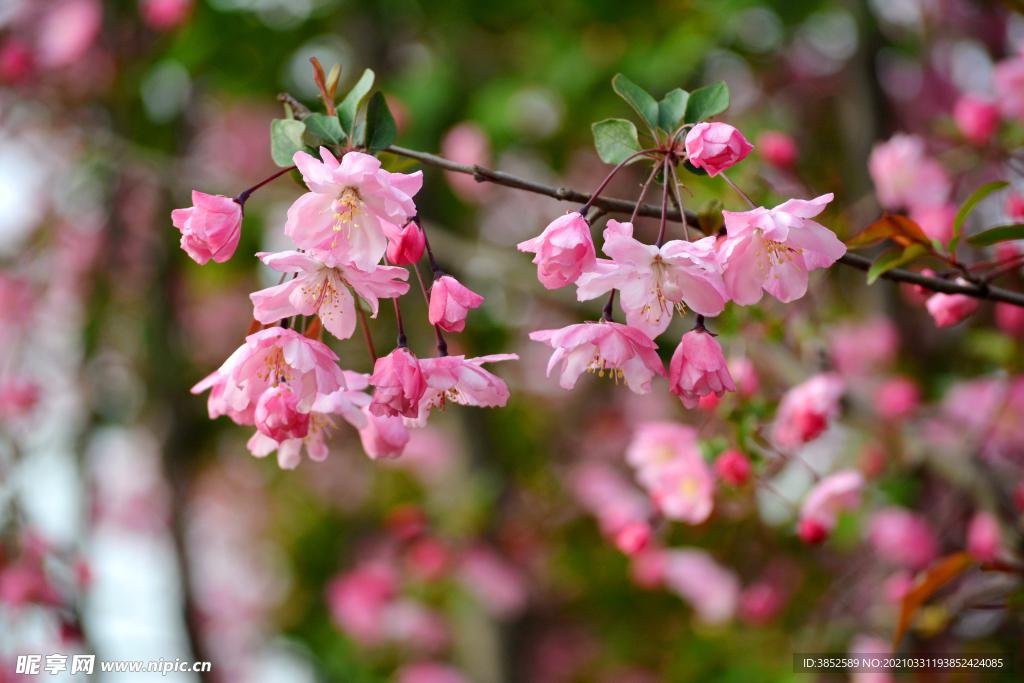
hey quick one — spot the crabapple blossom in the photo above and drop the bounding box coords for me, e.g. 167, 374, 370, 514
428, 275, 484, 333
576, 220, 728, 337
867, 134, 950, 211
37, 0, 103, 69
829, 317, 899, 377
648, 453, 716, 524
385, 220, 426, 265
529, 321, 666, 394
925, 287, 979, 327
326, 561, 398, 646
953, 94, 999, 144
966, 511, 1001, 562
614, 521, 652, 556
994, 53, 1024, 123
756, 131, 798, 168
254, 385, 309, 442
728, 357, 759, 397
251, 251, 409, 340
358, 405, 410, 459
171, 191, 243, 265
140, 0, 193, 31
517, 212, 596, 289
797, 470, 864, 544
874, 376, 920, 421
719, 194, 845, 305
661, 549, 740, 624
684, 122, 754, 177
285, 147, 422, 271
369, 347, 427, 418
625, 421, 701, 490
714, 449, 751, 487
458, 545, 528, 619
867, 507, 940, 570
668, 327, 735, 408
908, 203, 956, 244
772, 373, 844, 450
404, 354, 518, 427
738, 581, 787, 626
996, 301, 1024, 336
191, 326, 346, 416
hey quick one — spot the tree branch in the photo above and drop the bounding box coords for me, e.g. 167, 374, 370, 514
385, 145, 1024, 308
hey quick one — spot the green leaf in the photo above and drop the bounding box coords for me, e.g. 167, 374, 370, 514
270, 119, 311, 167
954, 181, 1009, 236
965, 224, 1024, 247
364, 91, 397, 154
684, 81, 730, 124
338, 68, 375, 138
867, 243, 929, 284
303, 113, 345, 145
658, 88, 689, 133
591, 118, 642, 165
681, 158, 708, 176
612, 74, 659, 134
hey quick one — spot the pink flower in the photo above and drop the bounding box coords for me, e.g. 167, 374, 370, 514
874, 376, 920, 421
529, 321, 666, 394
662, 549, 740, 624
0, 555, 60, 608
428, 275, 484, 333
1005, 193, 1024, 221
925, 286, 979, 328
406, 538, 449, 582
797, 470, 864, 543
649, 454, 716, 524
756, 131, 798, 168
251, 251, 409, 340
868, 134, 951, 211
395, 662, 471, 683
571, 463, 652, 538
517, 212, 597, 289
405, 354, 518, 427
772, 373, 844, 450
171, 192, 243, 265
369, 347, 427, 418
996, 302, 1024, 336
719, 194, 845, 305
326, 561, 398, 646
966, 511, 1001, 562
953, 94, 999, 144
829, 317, 899, 377
715, 449, 751, 487
625, 421, 700, 490
458, 545, 528, 619
684, 122, 754, 177
385, 220, 426, 265
380, 599, 449, 652
36, 0, 103, 69
630, 548, 668, 589
285, 148, 423, 271
191, 327, 346, 416
0, 40, 33, 83
728, 357, 759, 397
358, 405, 410, 459
867, 507, 940, 570
614, 521, 652, 556
994, 54, 1024, 123
254, 385, 309, 442
576, 220, 728, 338
140, 0, 193, 31
908, 203, 956, 244
441, 122, 493, 203
0, 376, 40, 421
738, 581, 786, 625
668, 327, 735, 408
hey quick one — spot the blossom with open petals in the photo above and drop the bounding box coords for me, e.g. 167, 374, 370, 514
171, 191, 243, 265
517, 212, 596, 289
369, 347, 427, 418
669, 327, 735, 408
576, 220, 728, 338
285, 148, 422, 271
625, 421, 701, 489
684, 122, 754, 177
797, 470, 864, 544
719, 194, 844, 305
251, 251, 409, 340
405, 354, 518, 427
772, 373, 844, 450
648, 452, 715, 524
358, 405, 410, 459
868, 134, 951, 211
529, 321, 665, 394
428, 275, 484, 333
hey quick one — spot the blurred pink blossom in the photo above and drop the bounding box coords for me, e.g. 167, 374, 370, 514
649, 454, 715, 525
441, 122, 494, 203
36, 0, 103, 69
995, 302, 1024, 336
458, 545, 528, 619
874, 376, 921, 421
994, 53, 1024, 123
772, 373, 844, 450
358, 405, 410, 459
829, 317, 899, 377
738, 581, 786, 625
714, 449, 751, 487
405, 539, 449, 582
684, 122, 754, 177
0, 376, 40, 421
1005, 193, 1024, 221
669, 327, 735, 408
883, 571, 913, 604
756, 131, 798, 169
571, 462, 651, 538
629, 548, 668, 589
140, 0, 193, 32
798, 470, 864, 543
614, 521, 652, 556
925, 287, 979, 327
625, 421, 700, 490
953, 94, 999, 144
662, 549, 740, 624
868, 134, 950, 211
966, 511, 1001, 562
727, 357, 759, 397
868, 507, 940, 570
908, 202, 956, 244
326, 561, 399, 646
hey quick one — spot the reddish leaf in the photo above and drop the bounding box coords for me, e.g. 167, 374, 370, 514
892, 552, 975, 651
304, 317, 323, 341
847, 214, 932, 249
246, 318, 263, 337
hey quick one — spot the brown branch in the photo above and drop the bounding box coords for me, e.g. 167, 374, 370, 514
385, 144, 1024, 309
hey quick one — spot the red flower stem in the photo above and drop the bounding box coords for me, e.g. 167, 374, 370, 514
655, 157, 671, 247
412, 264, 448, 357
667, 160, 690, 241
357, 306, 377, 365
720, 171, 756, 210
579, 148, 662, 217
235, 166, 296, 205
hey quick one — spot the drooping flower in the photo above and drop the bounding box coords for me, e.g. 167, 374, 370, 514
358, 405, 411, 459
714, 449, 751, 487
719, 194, 845, 305
772, 373, 844, 450
428, 275, 484, 333
966, 511, 1002, 562
254, 385, 309, 442
191, 326, 346, 416
797, 470, 864, 544
662, 549, 740, 624
867, 134, 951, 211
369, 347, 427, 419
171, 191, 243, 265
867, 507, 940, 570
404, 354, 518, 427
756, 131, 798, 168
925, 287, 979, 328
284, 147, 423, 271
250, 251, 409, 340
668, 327, 735, 408
953, 94, 999, 144
385, 220, 426, 265
684, 122, 754, 177
576, 220, 729, 338
517, 212, 597, 289
529, 321, 666, 394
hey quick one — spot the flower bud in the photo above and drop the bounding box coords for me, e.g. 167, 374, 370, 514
669, 328, 735, 409
428, 275, 484, 333
715, 449, 751, 487
756, 131, 798, 168
684, 122, 754, 177
953, 94, 999, 145
517, 212, 596, 289
386, 221, 426, 265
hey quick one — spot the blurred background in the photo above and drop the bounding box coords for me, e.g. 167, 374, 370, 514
3, 0, 1024, 681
